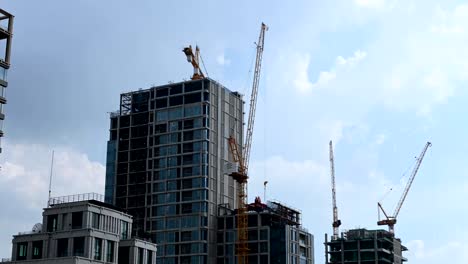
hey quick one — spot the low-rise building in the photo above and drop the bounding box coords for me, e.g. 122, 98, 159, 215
2, 193, 157, 264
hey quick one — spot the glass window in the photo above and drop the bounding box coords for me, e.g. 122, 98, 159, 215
17, 242, 27, 260
154, 170, 167, 181
193, 202, 208, 212
166, 192, 177, 202
72, 212, 83, 229
194, 118, 203, 128
166, 218, 179, 229
153, 182, 166, 192
138, 248, 144, 264
156, 111, 168, 122
167, 145, 178, 155
121, 221, 129, 239
94, 238, 102, 260
167, 181, 177, 191
106, 241, 114, 262
169, 107, 183, 120
155, 232, 165, 243
167, 168, 178, 179
166, 244, 176, 255
73, 237, 85, 256
32, 241, 43, 259
57, 238, 69, 257
155, 135, 169, 145
166, 205, 176, 215
147, 250, 153, 264
152, 219, 165, 230
47, 214, 58, 232
168, 156, 180, 167
184, 105, 201, 117
181, 216, 199, 228
92, 213, 100, 229
169, 133, 180, 143
169, 121, 179, 132
155, 158, 166, 169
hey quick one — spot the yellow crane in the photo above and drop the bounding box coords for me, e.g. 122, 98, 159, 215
182, 45, 205, 80
228, 22, 268, 264
377, 141, 432, 234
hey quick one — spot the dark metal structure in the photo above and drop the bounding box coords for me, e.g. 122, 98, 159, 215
0, 8, 14, 153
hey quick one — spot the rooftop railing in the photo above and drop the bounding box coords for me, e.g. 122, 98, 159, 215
48, 192, 104, 206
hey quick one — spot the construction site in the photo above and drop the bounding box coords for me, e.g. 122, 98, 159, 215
324, 141, 431, 264
0, 6, 435, 264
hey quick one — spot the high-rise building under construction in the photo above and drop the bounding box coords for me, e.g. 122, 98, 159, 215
105, 78, 243, 263
324, 229, 407, 264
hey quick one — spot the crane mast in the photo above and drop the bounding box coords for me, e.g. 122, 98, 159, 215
227, 23, 267, 264
329, 141, 341, 240
378, 141, 432, 234
182, 45, 205, 80
244, 23, 268, 174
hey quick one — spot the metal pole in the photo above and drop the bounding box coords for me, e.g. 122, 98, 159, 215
47, 150, 54, 207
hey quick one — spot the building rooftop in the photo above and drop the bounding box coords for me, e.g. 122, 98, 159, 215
47, 193, 127, 213
219, 197, 303, 227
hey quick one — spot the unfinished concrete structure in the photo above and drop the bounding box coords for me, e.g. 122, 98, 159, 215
324, 229, 407, 264
0, 8, 13, 153
217, 198, 314, 264
105, 78, 243, 263
2, 193, 156, 264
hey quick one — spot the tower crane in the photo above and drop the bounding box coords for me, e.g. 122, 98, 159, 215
329, 140, 341, 240
377, 141, 432, 234
228, 22, 268, 264
182, 45, 205, 80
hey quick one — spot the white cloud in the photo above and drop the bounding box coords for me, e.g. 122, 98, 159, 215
336, 50, 367, 67
406, 240, 468, 263
249, 155, 328, 205
293, 50, 366, 93
293, 53, 314, 93
0, 142, 105, 209
216, 53, 231, 66
0, 141, 105, 258
318, 120, 346, 145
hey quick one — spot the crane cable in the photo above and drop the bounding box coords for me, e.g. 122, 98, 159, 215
200, 53, 209, 78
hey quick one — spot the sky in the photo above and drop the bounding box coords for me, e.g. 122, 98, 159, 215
0, 0, 467, 263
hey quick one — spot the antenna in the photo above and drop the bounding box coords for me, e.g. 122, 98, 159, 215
47, 150, 54, 208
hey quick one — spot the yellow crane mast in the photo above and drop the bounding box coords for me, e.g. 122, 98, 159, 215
228, 22, 268, 264
182, 45, 205, 80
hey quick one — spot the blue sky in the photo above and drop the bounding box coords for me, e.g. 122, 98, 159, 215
1, 0, 467, 262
